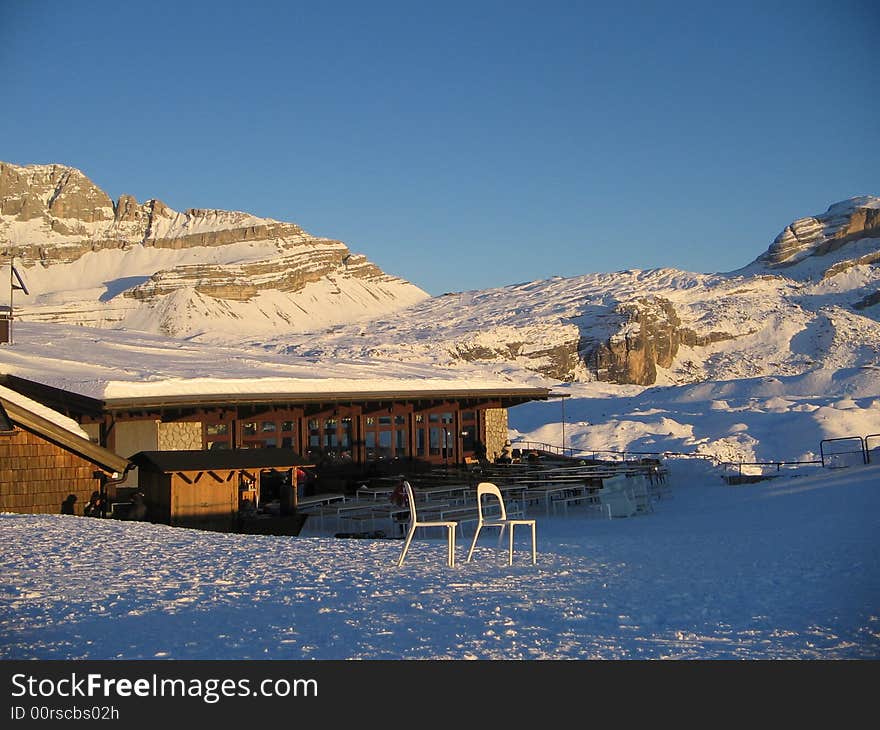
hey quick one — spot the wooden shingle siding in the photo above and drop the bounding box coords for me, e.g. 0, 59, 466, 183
0, 428, 103, 515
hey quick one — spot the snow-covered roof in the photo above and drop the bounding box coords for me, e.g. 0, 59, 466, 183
0, 384, 130, 475
0, 383, 89, 438
0, 323, 551, 407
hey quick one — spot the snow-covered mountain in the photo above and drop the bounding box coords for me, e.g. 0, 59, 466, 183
0, 162, 429, 337
262, 196, 880, 387
2, 162, 878, 390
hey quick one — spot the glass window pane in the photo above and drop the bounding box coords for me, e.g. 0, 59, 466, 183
395, 429, 408, 457
243, 422, 257, 436
262, 421, 276, 432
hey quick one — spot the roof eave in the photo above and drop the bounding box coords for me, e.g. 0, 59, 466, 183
0, 398, 130, 475
102, 387, 552, 411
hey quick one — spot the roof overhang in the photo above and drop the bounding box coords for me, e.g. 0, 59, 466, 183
131, 449, 313, 473
0, 397, 130, 475
101, 387, 551, 411
0, 374, 551, 415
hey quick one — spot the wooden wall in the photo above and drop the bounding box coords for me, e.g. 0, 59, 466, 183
0, 428, 103, 515
169, 471, 237, 532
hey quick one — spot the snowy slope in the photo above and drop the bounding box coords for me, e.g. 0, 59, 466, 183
12, 240, 428, 339
259, 256, 880, 385
510, 367, 880, 468
2, 460, 878, 659
259, 197, 880, 386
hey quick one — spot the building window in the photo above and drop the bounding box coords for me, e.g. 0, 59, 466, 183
429, 427, 441, 456
323, 418, 339, 455
340, 417, 353, 450
378, 430, 392, 459
205, 421, 232, 450
395, 428, 408, 457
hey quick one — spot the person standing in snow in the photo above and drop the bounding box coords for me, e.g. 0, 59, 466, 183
125, 492, 147, 521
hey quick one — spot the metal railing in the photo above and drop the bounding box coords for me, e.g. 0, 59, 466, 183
866, 434, 880, 464
510, 440, 720, 464
721, 459, 823, 477
820, 437, 867, 468
513, 433, 880, 476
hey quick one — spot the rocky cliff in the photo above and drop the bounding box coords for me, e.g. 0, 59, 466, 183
0, 162, 311, 264
755, 196, 880, 268
585, 296, 736, 385
0, 162, 429, 336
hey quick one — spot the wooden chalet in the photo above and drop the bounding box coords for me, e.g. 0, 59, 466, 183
0, 374, 551, 485
0, 394, 130, 516
130, 449, 313, 532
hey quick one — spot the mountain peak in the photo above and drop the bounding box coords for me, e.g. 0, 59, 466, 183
0, 160, 429, 338
753, 195, 880, 270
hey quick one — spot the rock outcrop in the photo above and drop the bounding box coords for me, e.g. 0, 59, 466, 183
0, 162, 318, 267
583, 297, 736, 385
0, 161, 429, 336
756, 196, 880, 268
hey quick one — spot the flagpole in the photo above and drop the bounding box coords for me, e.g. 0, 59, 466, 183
8, 255, 12, 346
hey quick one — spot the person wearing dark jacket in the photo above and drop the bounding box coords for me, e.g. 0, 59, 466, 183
83, 491, 107, 517
126, 492, 147, 521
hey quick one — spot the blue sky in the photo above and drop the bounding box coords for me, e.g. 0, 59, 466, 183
1, 1, 877, 295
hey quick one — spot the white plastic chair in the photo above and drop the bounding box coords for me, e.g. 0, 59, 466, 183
396, 481, 457, 567
466, 482, 536, 565
599, 475, 637, 518
627, 475, 653, 513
